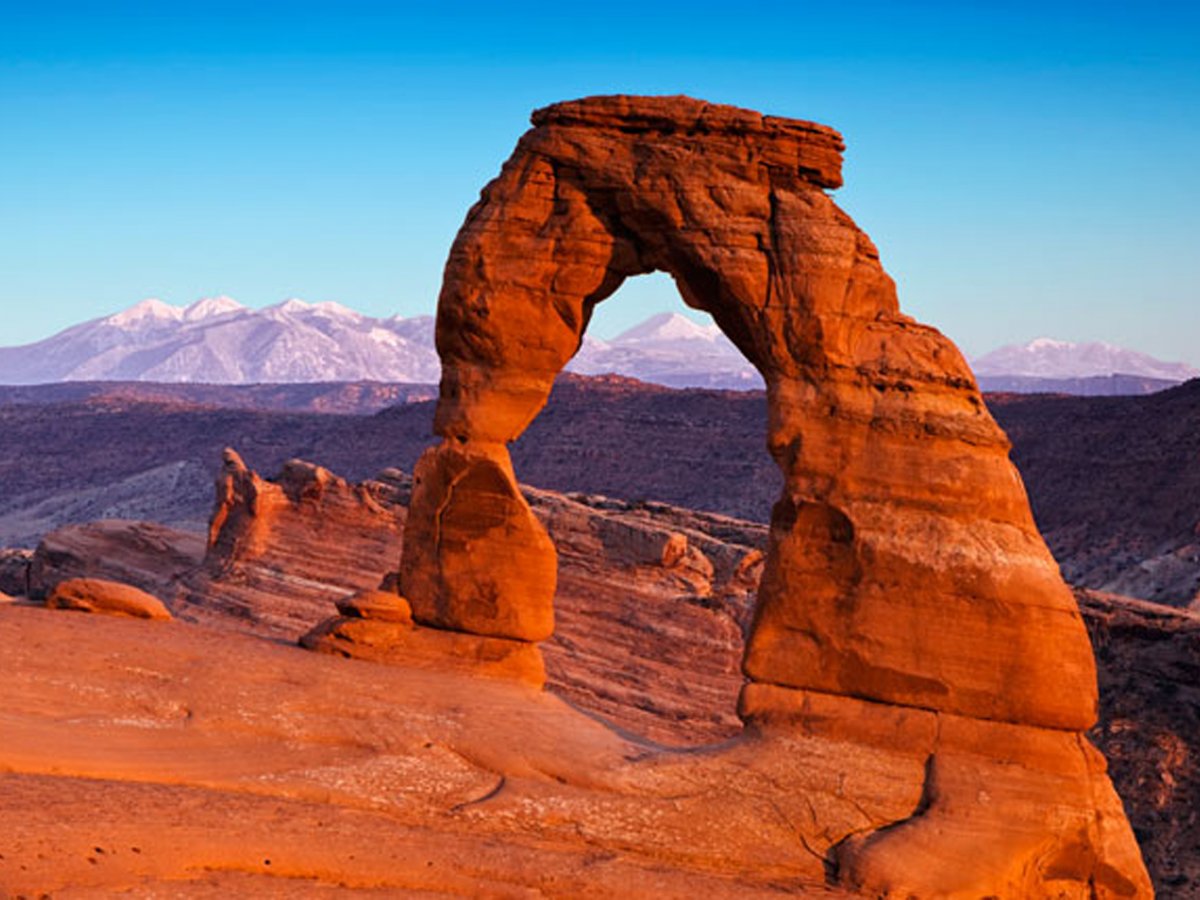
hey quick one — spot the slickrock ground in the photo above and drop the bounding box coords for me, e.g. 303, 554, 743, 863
1, 604, 854, 898
5, 455, 1180, 895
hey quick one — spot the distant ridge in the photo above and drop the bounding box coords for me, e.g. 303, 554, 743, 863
975, 373, 1191, 396
972, 337, 1198, 384
3, 300, 1195, 396
0, 297, 439, 385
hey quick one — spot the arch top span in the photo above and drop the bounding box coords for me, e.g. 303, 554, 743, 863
530, 94, 847, 190
402, 94, 1099, 736
433, 94, 901, 446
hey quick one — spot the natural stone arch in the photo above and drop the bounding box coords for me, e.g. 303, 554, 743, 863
398, 94, 1096, 732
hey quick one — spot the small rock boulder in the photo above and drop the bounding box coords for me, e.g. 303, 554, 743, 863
45, 578, 172, 621
335, 589, 413, 625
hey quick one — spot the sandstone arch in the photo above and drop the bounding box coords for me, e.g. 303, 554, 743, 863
374, 96, 1156, 895
399, 95, 1096, 731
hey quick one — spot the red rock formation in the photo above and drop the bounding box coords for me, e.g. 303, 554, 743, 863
392, 94, 1148, 894
29, 520, 203, 600
189, 448, 404, 636
335, 588, 414, 623
398, 440, 556, 641
46, 577, 172, 620
989, 384, 1200, 606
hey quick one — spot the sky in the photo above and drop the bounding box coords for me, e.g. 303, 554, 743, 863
2, 1, 1198, 362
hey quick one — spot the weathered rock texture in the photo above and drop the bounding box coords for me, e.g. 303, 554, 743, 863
392, 95, 1148, 895
391, 98, 1142, 897
404, 94, 1093, 724
45, 577, 172, 621
189, 448, 405, 635
990, 384, 1200, 607
1082, 589, 1200, 893
29, 519, 203, 601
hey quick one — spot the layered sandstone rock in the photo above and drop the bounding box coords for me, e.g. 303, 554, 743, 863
392, 94, 1146, 894
304, 469, 756, 730
185, 448, 405, 636
0, 594, 1156, 898
46, 577, 172, 621
302, 615, 548, 686
29, 520, 203, 601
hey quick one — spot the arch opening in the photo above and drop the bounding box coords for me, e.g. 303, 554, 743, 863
508, 272, 777, 745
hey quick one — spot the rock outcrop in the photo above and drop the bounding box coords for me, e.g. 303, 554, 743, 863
990, 383, 1200, 607
335, 588, 414, 623
29, 520, 204, 601
45, 577, 172, 621
11, 452, 1186, 892
1082, 589, 1200, 893
385, 94, 1148, 894
188, 448, 405, 635
0, 578, 1172, 898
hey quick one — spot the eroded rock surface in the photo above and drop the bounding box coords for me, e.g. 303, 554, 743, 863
29, 519, 203, 600
0, 547, 32, 596
2, 94, 1161, 895
46, 577, 172, 621
186, 448, 405, 636
1082, 589, 1200, 893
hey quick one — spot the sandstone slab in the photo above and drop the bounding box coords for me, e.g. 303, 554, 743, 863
29, 519, 203, 600
0, 603, 1140, 897
186, 448, 404, 636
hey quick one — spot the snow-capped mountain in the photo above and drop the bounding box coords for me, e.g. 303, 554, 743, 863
971, 338, 1199, 383
11, 300, 1189, 396
570, 312, 762, 389
0, 302, 764, 390
0, 297, 441, 385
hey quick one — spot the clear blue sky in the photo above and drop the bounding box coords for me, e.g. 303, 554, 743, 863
2, 1, 1198, 362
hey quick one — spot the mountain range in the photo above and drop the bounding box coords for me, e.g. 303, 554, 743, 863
0, 297, 440, 385
1, 297, 1196, 394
